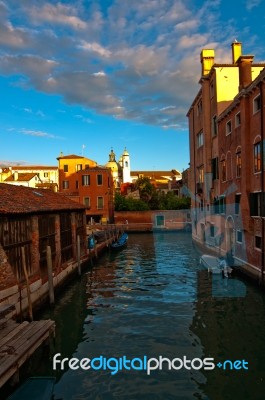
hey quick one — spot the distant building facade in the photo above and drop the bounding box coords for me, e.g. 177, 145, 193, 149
187, 41, 265, 281
105, 148, 132, 189
0, 166, 58, 191
57, 154, 114, 223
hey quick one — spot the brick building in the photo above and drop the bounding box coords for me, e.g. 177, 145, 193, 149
187, 42, 265, 281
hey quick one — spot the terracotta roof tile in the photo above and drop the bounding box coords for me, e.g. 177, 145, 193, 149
13, 166, 57, 170
5, 173, 38, 182
0, 183, 85, 214
57, 154, 85, 159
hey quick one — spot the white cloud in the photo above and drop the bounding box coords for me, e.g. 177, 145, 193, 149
178, 34, 209, 49
0, 0, 262, 131
74, 114, 93, 124
92, 71, 106, 77
245, 0, 262, 10
28, 3, 87, 30
79, 41, 111, 58
20, 128, 57, 138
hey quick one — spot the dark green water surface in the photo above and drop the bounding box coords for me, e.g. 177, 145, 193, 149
35, 233, 265, 399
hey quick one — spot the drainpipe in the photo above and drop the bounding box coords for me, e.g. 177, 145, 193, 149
260, 81, 265, 284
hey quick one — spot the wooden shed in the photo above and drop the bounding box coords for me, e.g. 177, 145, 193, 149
0, 183, 87, 311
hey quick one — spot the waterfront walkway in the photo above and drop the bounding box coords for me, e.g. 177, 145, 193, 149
0, 319, 55, 388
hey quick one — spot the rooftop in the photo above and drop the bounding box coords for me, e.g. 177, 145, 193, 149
0, 183, 85, 214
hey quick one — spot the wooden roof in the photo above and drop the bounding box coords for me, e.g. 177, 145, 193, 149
0, 183, 85, 214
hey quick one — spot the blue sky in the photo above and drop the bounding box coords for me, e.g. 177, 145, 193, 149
1, 0, 265, 171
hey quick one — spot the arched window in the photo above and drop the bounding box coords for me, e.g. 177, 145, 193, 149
253, 135, 261, 173
236, 146, 241, 178
226, 151, 232, 181
220, 154, 226, 182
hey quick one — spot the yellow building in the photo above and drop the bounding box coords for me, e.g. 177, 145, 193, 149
57, 153, 97, 191
0, 166, 59, 190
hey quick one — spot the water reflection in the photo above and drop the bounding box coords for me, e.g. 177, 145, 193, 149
29, 233, 265, 400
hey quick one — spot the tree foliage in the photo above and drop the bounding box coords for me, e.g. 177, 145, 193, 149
114, 193, 149, 211
114, 177, 191, 211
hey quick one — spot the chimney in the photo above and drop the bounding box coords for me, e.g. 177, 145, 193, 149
14, 171, 19, 181
231, 41, 242, 63
238, 55, 254, 90
200, 49, 215, 76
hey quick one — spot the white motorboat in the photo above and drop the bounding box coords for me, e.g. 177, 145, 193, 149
200, 254, 233, 277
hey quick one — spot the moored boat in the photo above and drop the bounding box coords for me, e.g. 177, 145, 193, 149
111, 232, 128, 250
200, 254, 233, 277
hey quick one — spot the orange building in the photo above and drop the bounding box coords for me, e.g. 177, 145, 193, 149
187, 42, 265, 282
57, 154, 114, 223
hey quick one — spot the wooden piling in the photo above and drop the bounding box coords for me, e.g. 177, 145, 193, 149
21, 246, 33, 321
77, 235, 81, 276
46, 246, 55, 305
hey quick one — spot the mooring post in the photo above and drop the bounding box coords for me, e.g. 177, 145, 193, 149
21, 246, 33, 321
47, 245, 55, 305
77, 235, 81, 276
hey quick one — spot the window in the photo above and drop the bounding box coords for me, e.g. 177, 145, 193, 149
212, 115, 218, 136
44, 172, 49, 178
219, 196, 226, 214
83, 197, 90, 208
236, 230, 243, 243
236, 150, 242, 178
235, 112, 241, 127
253, 95, 261, 113
125, 161, 128, 167
210, 224, 215, 238
255, 236, 262, 249
226, 120, 232, 135
63, 165, 68, 172
249, 192, 263, 216
76, 180, 79, 189
197, 132, 203, 148
254, 141, 261, 173
210, 82, 214, 98
211, 157, 219, 180
197, 100, 202, 116
97, 174, 103, 185
226, 152, 232, 181
82, 175, 90, 186
97, 196, 104, 209
198, 165, 204, 183
62, 180, 69, 189
221, 158, 226, 182
200, 199, 204, 211
235, 194, 241, 215
85, 164, 90, 169
76, 164, 82, 171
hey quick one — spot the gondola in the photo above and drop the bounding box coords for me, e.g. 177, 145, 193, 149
110, 232, 128, 250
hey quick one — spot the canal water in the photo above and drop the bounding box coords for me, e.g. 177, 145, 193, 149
33, 233, 265, 399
